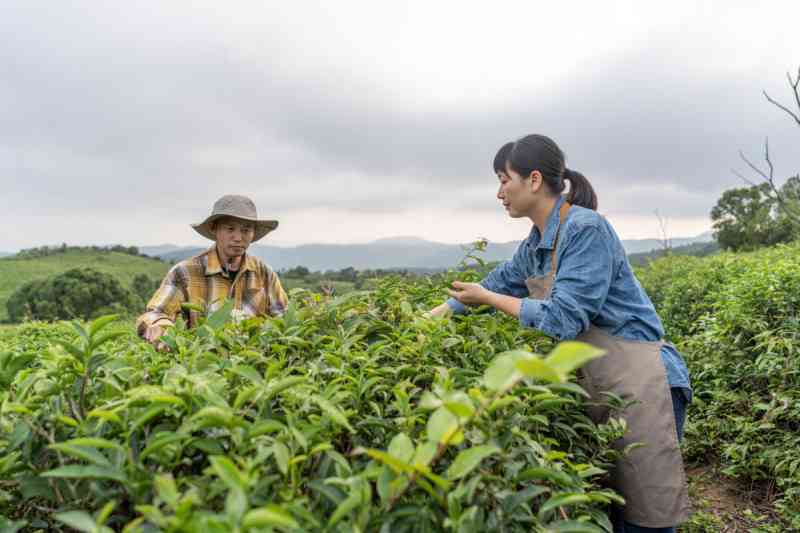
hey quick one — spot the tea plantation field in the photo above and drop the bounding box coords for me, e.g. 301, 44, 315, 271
1, 243, 799, 531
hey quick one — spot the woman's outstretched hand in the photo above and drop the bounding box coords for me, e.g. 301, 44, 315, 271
426, 302, 452, 318
447, 281, 490, 306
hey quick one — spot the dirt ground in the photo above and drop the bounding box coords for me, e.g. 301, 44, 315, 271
680, 465, 788, 532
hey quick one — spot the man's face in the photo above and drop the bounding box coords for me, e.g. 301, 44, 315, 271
214, 217, 255, 261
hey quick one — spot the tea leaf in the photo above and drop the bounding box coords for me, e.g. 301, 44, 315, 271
43, 465, 126, 483
54, 510, 96, 533
313, 396, 354, 433
243, 505, 299, 530
544, 342, 605, 376
446, 444, 500, 480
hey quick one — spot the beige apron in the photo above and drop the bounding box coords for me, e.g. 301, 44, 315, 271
525, 202, 690, 527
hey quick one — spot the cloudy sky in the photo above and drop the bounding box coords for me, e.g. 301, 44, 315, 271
2, 1, 799, 251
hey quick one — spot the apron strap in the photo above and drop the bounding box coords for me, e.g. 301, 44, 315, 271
550, 201, 572, 274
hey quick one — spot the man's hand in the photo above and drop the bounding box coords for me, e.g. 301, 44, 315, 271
143, 324, 168, 351
447, 281, 490, 306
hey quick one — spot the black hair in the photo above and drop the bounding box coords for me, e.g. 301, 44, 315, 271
504, 134, 598, 210
493, 142, 514, 174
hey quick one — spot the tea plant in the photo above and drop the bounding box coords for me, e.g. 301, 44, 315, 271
638, 242, 800, 528
1, 273, 627, 532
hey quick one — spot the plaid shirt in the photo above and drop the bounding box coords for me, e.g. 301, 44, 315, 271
136, 246, 288, 336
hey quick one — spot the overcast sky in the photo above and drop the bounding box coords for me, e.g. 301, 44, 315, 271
1, 1, 799, 251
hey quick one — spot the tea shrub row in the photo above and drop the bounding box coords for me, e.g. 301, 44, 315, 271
1, 272, 627, 532
637, 242, 800, 527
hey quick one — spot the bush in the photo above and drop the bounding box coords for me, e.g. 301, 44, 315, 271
5, 268, 141, 322
0, 274, 628, 531
638, 243, 800, 527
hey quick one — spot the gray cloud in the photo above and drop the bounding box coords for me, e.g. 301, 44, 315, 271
1, 1, 799, 249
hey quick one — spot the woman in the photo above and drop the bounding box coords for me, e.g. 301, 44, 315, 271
429, 134, 692, 532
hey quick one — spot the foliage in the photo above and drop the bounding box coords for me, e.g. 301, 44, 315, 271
638, 242, 800, 528
6, 268, 141, 323
0, 248, 169, 323
131, 274, 159, 305
0, 272, 629, 531
710, 178, 800, 251
15, 244, 149, 260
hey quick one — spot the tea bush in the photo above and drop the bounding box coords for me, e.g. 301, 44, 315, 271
0, 273, 628, 532
638, 242, 800, 528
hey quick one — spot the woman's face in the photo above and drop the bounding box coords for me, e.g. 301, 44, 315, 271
496, 166, 537, 218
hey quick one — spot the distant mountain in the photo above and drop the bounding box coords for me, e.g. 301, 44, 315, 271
141, 231, 714, 271
0, 252, 12, 258
628, 241, 721, 266
620, 231, 714, 255
139, 244, 185, 257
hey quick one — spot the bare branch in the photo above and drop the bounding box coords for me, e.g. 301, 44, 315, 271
654, 209, 671, 253
738, 150, 769, 181
763, 66, 800, 126
731, 168, 758, 188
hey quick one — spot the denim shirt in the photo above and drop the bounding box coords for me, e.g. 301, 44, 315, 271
447, 196, 691, 395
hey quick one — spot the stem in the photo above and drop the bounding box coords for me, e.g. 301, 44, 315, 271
386, 384, 512, 511
78, 367, 89, 419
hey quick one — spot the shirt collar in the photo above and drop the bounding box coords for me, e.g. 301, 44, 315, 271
204, 245, 256, 277
534, 195, 567, 251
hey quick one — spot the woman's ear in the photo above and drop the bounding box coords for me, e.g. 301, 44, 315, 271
528, 170, 544, 193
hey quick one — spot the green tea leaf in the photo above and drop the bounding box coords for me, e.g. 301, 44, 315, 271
313, 396, 354, 433
42, 465, 126, 483
210, 455, 247, 492
515, 355, 562, 383
446, 444, 500, 480
538, 493, 592, 516
48, 443, 111, 467
88, 314, 119, 338
443, 391, 475, 418
426, 406, 459, 444
243, 505, 299, 531
544, 342, 605, 376
154, 474, 180, 510
387, 433, 415, 463
274, 441, 290, 475
483, 351, 525, 391
54, 510, 96, 533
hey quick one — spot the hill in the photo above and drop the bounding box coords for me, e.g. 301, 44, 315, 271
627, 241, 721, 266
0, 249, 169, 322
141, 231, 714, 271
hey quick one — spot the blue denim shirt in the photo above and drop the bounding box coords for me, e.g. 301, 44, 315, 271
448, 196, 691, 395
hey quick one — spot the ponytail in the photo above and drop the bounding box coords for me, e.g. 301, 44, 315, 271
563, 168, 598, 211
505, 134, 599, 211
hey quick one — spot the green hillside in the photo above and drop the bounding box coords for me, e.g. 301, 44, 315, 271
0, 250, 170, 322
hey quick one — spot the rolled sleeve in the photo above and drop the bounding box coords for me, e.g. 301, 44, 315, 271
480, 247, 530, 298
267, 271, 289, 316
518, 225, 614, 340
136, 266, 185, 337
446, 297, 468, 314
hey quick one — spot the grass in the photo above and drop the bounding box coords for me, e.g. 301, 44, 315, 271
0, 250, 170, 322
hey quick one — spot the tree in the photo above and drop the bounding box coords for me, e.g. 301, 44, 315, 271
711, 181, 796, 251
6, 268, 140, 322
285, 265, 310, 278
131, 274, 158, 304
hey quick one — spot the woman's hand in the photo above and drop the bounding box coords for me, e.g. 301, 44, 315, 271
426, 302, 452, 318
447, 281, 490, 306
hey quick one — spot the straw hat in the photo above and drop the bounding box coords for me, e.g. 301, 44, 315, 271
191, 194, 278, 242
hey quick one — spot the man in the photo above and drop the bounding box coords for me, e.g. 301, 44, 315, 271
137, 194, 288, 347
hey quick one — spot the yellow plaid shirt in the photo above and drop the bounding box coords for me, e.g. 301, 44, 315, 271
136, 246, 288, 336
